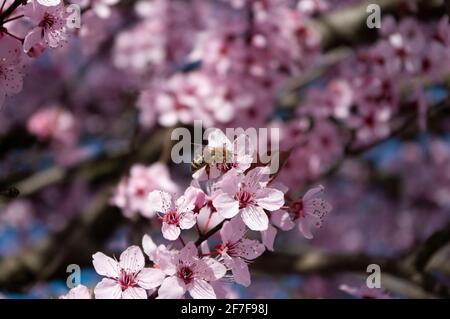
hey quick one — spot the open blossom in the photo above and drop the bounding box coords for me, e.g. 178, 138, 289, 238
92, 246, 165, 299
0, 36, 24, 108
23, 2, 69, 53
111, 163, 178, 218
157, 242, 226, 299
193, 128, 254, 181
59, 285, 91, 299
148, 189, 196, 240
216, 217, 265, 286
213, 167, 285, 231
292, 185, 332, 239
26, 106, 77, 145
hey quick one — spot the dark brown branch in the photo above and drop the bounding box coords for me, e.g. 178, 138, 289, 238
411, 221, 450, 272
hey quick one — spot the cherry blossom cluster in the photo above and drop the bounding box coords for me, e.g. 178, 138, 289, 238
60, 129, 332, 299
135, 0, 320, 129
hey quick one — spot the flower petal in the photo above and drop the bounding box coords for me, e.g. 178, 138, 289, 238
162, 222, 181, 241
213, 193, 239, 219
188, 279, 216, 299
179, 211, 196, 229
121, 287, 147, 299
270, 210, 295, 231
241, 205, 269, 231
220, 216, 246, 243
230, 257, 251, 287
94, 278, 122, 299
92, 252, 120, 278
148, 190, 173, 213
119, 246, 145, 274
136, 268, 166, 289
157, 276, 186, 299
255, 188, 284, 211
142, 234, 157, 261
261, 224, 277, 251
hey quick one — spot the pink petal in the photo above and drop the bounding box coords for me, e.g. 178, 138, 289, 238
261, 225, 277, 251
255, 188, 285, 211
199, 258, 227, 281
241, 205, 269, 231
119, 245, 145, 274
271, 210, 295, 231
298, 217, 316, 239
136, 268, 166, 289
94, 278, 122, 299
157, 276, 186, 299
0, 36, 21, 65
235, 238, 265, 259
179, 211, 196, 229
23, 28, 43, 53
121, 287, 147, 299
162, 222, 181, 241
220, 216, 246, 243
188, 279, 216, 299
142, 234, 157, 261
229, 256, 251, 287
92, 252, 120, 278
148, 190, 173, 213
37, 0, 61, 6
213, 193, 239, 219
303, 185, 325, 201
178, 242, 197, 261
59, 285, 91, 299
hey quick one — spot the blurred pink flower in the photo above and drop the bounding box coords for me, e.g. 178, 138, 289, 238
111, 163, 179, 218
59, 285, 91, 299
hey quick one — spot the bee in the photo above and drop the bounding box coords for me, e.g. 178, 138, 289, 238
191, 145, 233, 173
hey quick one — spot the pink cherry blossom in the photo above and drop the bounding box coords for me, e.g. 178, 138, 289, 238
26, 106, 77, 146
292, 185, 332, 239
92, 245, 165, 299
157, 242, 226, 299
216, 216, 265, 286
147, 190, 196, 240
23, 2, 69, 53
111, 163, 179, 218
59, 285, 91, 299
213, 167, 285, 231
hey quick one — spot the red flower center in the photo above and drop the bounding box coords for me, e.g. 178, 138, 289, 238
117, 270, 137, 290
177, 266, 194, 284
235, 190, 254, 209
163, 210, 180, 225
39, 13, 56, 29
291, 201, 305, 219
